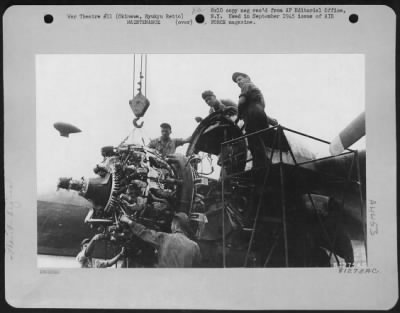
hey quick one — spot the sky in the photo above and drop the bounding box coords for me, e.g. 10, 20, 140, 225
36, 54, 365, 194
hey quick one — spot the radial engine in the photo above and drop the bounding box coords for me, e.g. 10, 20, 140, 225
58, 143, 199, 234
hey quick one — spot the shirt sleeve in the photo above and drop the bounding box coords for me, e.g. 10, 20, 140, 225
220, 99, 238, 109
220, 100, 238, 117
130, 221, 165, 248
173, 138, 186, 147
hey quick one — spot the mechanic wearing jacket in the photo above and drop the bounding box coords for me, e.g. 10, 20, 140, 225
195, 90, 238, 123
119, 212, 201, 267
232, 72, 278, 168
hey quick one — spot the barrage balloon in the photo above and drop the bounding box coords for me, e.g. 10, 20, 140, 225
53, 122, 82, 137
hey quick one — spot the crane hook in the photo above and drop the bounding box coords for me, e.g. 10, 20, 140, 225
133, 117, 144, 128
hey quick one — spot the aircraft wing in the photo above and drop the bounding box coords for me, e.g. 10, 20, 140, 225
37, 191, 116, 258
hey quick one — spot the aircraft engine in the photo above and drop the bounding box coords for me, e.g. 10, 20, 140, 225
58, 144, 195, 233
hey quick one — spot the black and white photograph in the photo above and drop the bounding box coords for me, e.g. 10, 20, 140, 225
36, 54, 366, 268
4, 5, 397, 309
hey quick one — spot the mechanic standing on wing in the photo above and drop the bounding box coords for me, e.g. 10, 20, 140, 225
120, 213, 202, 267
148, 123, 191, 157
232, 72, 277, 168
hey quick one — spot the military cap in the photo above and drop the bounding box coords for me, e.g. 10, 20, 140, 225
160, 122, 172, 130
201, 90, 215, 100
232, 72, 250, 82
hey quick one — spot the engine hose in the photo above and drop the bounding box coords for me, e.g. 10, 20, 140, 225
148, 190, 170, 205
119, 205, 128, 216
150, 155, 173, 172
122, 151, 133, 166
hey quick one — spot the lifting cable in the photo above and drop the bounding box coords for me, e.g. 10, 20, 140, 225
131, 53, 149, 129
145, 54, 148, 97
133, 54, 136, 98
139, 54, 143, 93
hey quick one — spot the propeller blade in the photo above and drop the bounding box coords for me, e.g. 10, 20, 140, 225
330, 112, 365, 155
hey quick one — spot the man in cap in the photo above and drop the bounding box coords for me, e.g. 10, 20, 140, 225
76, 233, 125, 268
195, 90, 238, 123
119, 212, 201, 267
232, 72, 278, 168
148, 123, 191, 157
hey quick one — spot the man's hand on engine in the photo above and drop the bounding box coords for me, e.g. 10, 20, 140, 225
119, 194, 131, 202
119, 214, 133, 226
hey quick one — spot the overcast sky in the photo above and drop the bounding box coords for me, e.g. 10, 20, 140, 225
36, 54, 365, 194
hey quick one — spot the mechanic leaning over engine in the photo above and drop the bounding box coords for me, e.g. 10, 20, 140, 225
120, 213, 202, 267
195, 90, 238, 123
148, 123, 191, 157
